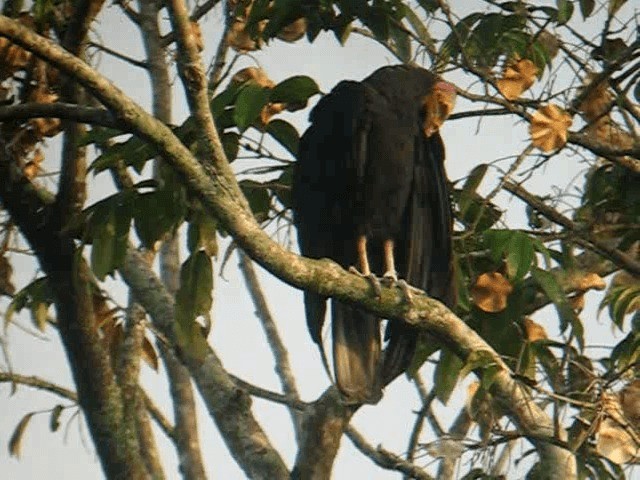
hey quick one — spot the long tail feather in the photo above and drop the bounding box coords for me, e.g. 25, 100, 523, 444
332, 301, 382, 404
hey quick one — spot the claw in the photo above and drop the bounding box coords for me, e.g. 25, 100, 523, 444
349, 266, 382, 298
382, 270, 398, 287
397, 279, 414, 305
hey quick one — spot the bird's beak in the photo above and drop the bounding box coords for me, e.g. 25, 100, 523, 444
423, 81, 457, 137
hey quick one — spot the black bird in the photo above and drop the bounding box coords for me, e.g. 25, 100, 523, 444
292, 65, 456, 404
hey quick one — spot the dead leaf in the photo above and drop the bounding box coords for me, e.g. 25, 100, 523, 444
578, 74, 613, 122
227, 20, 259, 52
232, 67, 275, 88
596, 393, 640, 464
523, 317, 547, 341
597, 418, 640, 464
277, 18, 307, 42
471, 272, 513, 313
423, 81, 457, 137
8, 412, 34, 458
142, 336, 159, 371
620, 380, 640, 428
529, 104, 572, 152
0, 255, 15, 295
465, 381, 502, 442
576, 272, 606, 291
497, 58, 538, 100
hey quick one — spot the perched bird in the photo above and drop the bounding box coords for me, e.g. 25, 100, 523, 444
292, 65, 456, 404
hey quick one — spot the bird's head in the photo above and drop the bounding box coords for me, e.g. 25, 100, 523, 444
422, 80, 457, 137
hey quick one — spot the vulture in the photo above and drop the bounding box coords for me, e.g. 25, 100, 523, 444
292, 65, 456, 404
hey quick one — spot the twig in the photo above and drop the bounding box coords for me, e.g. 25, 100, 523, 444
504, 181, 640, 275
238, 251, 302, 439
346, 426, 435, 480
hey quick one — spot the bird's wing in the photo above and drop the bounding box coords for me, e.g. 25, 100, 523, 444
293, 81, 383, 403
382, 132, 454, 385
292, 80, 370, 344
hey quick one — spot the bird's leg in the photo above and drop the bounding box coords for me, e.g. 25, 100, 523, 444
348, 235, 382, 298
382, 239, 413, 303
382, 239, 398, 283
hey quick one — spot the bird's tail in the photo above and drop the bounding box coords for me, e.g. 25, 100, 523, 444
381, 323, 418, 386
332, 300, 382, 404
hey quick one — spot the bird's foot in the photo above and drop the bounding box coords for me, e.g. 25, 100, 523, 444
382, 270, 398, 287
396, 279, 414, 305
349, 266, 382, 298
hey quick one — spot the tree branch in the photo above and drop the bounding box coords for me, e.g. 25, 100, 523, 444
120, 246, 289, 479
346, 426, 434, 480
503, 181, 640, 275
238, 251, 302, 440
0, 102, 117, 128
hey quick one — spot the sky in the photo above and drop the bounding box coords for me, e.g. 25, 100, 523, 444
1, 1, 637, 479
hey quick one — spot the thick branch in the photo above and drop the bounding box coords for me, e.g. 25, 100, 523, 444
0, 149, 149, 478
120, 247, 289, 480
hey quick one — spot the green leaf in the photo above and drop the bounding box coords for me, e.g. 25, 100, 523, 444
459, 164, 488, 217
434, 347, 463, 404
78, 127, 124, 147
404, 8, 432, 47
389, 23, 411, 62
506, 232, 535, 282
272, 165, 293, 209
578, 0, 595, 18
234, 84, 270, 132
270, 76, 320, 105
483, 229, 513, 263
266, 119, 300, 156
88, 193, 133, 280
5, 277, 53, 332
556, 0, 574, 24
210, 84, 241, 119
459, 349, 496, 380
221, 131, 240, 162
531, 268, 583, 347
90, 137, 156, 174
187, 212, 218, 256
173, 252, 213, 361
134, 185, 187, 249
240, 180, 271, 222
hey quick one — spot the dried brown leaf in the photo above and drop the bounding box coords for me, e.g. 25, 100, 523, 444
523, 317, 547, 341
529, 104, 572, 152
8, 412, 34, 458
471, 272, 513, 313
142, 336, 159, 371
620, 380, 640, 428
497, 58, 538, 100
277, 18, 307, 43
578, 74, 613, 121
